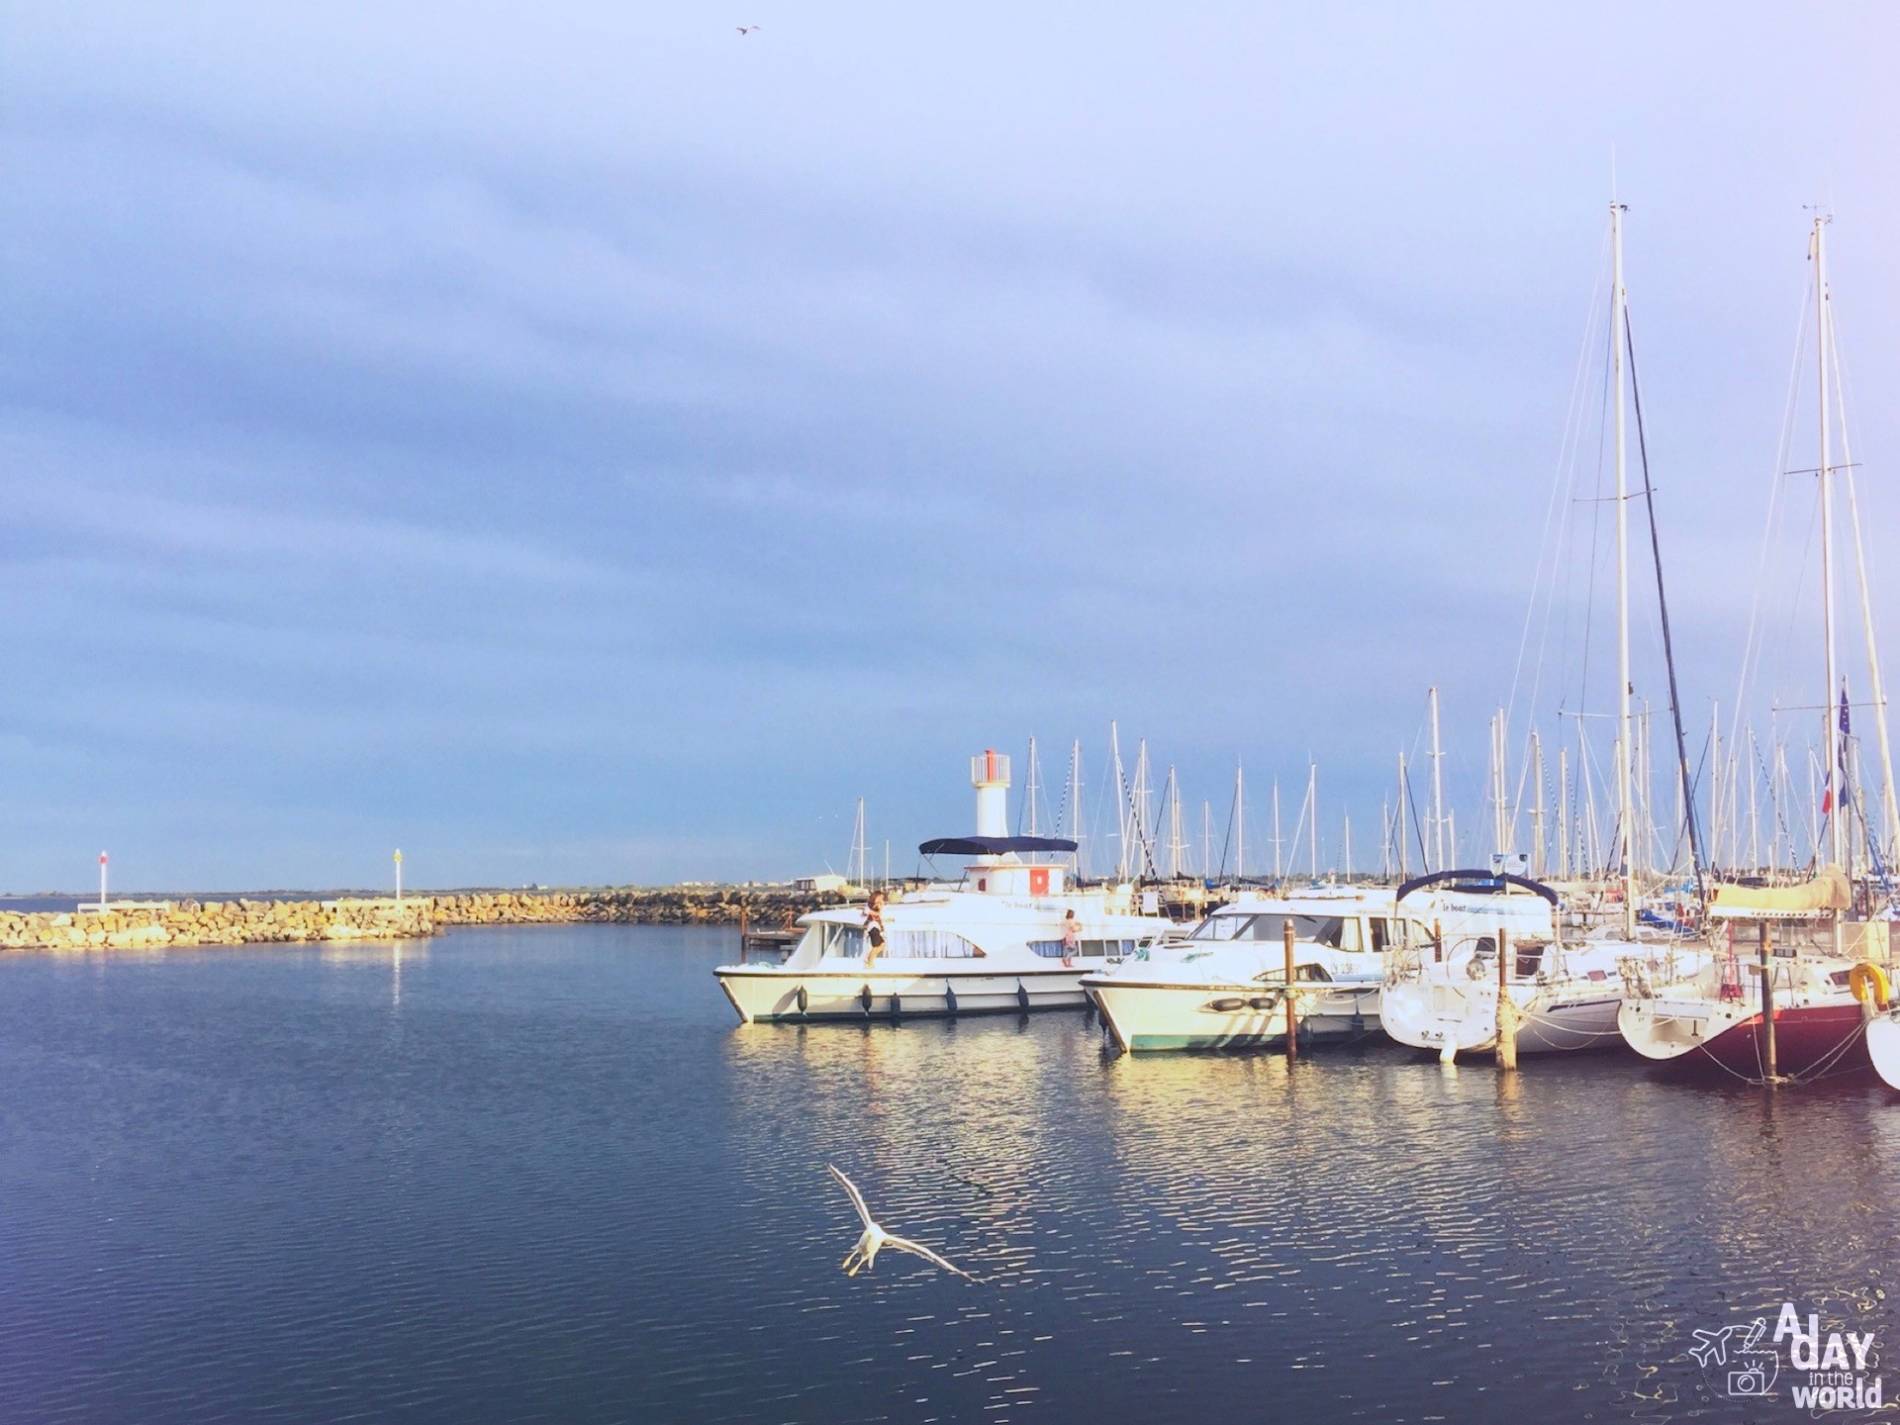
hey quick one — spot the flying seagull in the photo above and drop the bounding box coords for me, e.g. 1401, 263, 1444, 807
736, 25, 760, 35
828, 1164, 976, 1280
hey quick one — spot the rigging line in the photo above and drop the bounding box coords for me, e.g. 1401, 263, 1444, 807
1730, 276, 1815, 762
1624, 306, 1709, 909
1828, 304, 1900, 854
1575, 275, 1617, 732
1504, 228, 1613, 737
1518, 247, 1611, 782
1404, 765, 1430, 868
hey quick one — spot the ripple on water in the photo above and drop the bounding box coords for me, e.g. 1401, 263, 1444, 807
0, 926, 1895, 1424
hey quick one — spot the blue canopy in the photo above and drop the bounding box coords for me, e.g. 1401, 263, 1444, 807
917, 835, 1078, 857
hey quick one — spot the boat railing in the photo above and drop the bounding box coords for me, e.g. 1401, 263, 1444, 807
736, 908, 803, 965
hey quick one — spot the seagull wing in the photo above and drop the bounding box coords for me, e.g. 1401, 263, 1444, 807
881, 1233, 976, 1281
827, 1163, 875, 1229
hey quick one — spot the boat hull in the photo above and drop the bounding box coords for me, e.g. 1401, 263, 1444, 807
1085, 979, 1379, 1054
1869, 1012, 1900, 1091
713, 964, 1088, 1023
1618, 996, 1870, 1077
1380, 979, 1625, 1056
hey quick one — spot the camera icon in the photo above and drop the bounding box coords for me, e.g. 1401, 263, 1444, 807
1727, 1365, 1774, 1397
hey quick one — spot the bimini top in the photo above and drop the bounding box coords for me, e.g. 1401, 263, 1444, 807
918, 835, 1079, 857
1395, 869, 1559, 906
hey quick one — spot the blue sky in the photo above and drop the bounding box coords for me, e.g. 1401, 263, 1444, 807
4, 3, 1897, 890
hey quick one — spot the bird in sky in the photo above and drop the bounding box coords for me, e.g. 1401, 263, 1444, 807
736, 25, 760, 35
827, 1164, 977, 1281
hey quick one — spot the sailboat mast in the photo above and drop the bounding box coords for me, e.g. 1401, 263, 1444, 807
1815, 214, 1843, 874
1612, 201, 1636, 936
1068, 738, 1085, 878
1532, 732, 1546, 879
1429, 687, 1446, 872
1308, 762, 1319, 878
1236, 762, 1246, 882
1396, 750, 1409, 880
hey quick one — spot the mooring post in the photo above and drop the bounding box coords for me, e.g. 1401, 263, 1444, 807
1283, 918, 1298, 1062
1495, 926, 1518, 1071
739, 906, 750, 965
1759, 920, 1778, 1083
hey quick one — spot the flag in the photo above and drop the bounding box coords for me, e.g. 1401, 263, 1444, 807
1838, 686, 1852, 810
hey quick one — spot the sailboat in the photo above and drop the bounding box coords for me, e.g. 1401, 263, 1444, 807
1381, 203, 1706, 1059
1619, 215, 1897, 1079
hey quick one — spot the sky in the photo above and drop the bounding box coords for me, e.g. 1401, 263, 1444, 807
4, 3, 1898, 890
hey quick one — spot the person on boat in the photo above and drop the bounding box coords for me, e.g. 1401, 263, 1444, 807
1060, 909, 1080, 967
863, 892, 887, 968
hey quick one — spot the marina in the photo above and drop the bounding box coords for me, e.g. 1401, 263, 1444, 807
10, 5, 1900, 1422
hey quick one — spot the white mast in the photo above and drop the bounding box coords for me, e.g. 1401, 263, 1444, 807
1815, 214, 1843, 877
1380, 795, 1391, 881
1531, 731, 1546, 879
1396, 749, 1409, 880
1165, 765, 1185, 879
1271, 776, 1282, 879
1109, 721, 1128, 880
849, 797, 868, 887
1612, 200, 1636, 937
1429, 687, 1446, 872
1068, 738, 1086, 877
1307, 761, 1319, 878
1344, 811, 1353, 882
1202, 800, 1212, 881
1235, 761, 1246, 882
1558, 746, 1571, 879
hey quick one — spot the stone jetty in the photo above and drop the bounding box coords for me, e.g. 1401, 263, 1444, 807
0, 885, 836, 953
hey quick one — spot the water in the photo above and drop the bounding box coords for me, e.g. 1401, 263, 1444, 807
2, 925, 1895, 1424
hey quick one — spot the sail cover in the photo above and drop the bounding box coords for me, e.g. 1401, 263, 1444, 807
1706, 867, 1851, 919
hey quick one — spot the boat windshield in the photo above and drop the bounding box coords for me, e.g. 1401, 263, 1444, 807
1191, 913, 1347, 947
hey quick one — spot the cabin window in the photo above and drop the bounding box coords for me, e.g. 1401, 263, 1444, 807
1031, 938, 1136, 958
819, 924, 866, 958
1190, 915, 1251, 941
1239, 914, 1346, 947
888, 930, 983, 959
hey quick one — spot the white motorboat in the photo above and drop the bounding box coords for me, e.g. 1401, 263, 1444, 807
713, 751, 1172, 1024
1081, 885, 1408, 1053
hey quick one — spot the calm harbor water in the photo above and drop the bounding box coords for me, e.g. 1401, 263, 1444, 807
2, 923, 1896, 1424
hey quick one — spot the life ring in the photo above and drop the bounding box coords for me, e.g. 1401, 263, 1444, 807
1849, 962, 1892, 1011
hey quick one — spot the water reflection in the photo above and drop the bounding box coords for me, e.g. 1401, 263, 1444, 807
0, 926, 1895, 1425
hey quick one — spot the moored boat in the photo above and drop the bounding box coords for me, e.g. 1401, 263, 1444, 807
1080, 886, 1396, 1053
713, 751, 1172, 1024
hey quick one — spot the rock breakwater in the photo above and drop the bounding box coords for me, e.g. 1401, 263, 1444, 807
0, 886, 833, 952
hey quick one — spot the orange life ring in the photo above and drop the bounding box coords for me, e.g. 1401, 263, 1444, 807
1849, 962, 1892, 1011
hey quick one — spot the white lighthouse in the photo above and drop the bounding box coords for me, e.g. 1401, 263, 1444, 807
971, 748, 1011, 837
